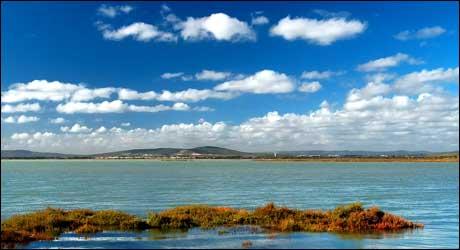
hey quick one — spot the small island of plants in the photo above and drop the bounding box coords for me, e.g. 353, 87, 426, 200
1, 202, 423, 248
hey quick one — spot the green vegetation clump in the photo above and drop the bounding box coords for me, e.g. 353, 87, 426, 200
0, 207, 146, 248
1, 203, 423, 248
145, 202, 422, 233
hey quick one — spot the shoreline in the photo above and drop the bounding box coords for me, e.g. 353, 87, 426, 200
1, 157, 458, 163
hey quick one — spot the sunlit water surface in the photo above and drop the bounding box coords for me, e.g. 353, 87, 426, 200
1, 160, 458, 248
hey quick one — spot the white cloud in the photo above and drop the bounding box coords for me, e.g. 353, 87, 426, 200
2, 115, 39, 124
1, 80, 115, 104
71, 87, 116, 102
193, 106, 215, 112
251, 16, 269, 26
395, 26, 446, 41
98, 4, 133, 18
164, 13, 181, 25
195, 70, 231, 81
2, 78, 257, 106
178, 13, 255, 41
17, 115, 39, 124
161, 4, 171, 12
50, 117, 66, 124
118, 88, 237, 103
214, 70, 295, 94
181, 75, 193, 81
301, 70, 344, 80
1, 103, 41, 113
56, 100, 195, 114
95, 126, 107, 133
313, 9, 351, 18
2, 116, 16, 123
61, 123, 92, 133
364, 73, 396, 84
349, 82, 391, 101
393, 67, 459, 94
1, 80, 83, 103
298, 81, 322, 93
357, 53, 423, 72
270, 17, 366, 45
127, 102, 190, 112
99, 22, 177, 42
11, 133, 30, 140
118, 89, 157, 101
57, 100, 127, 114
161, 72, 184, 79
5, 89, 458, 154
157, 89, 237, 102
121, 122, 131, 127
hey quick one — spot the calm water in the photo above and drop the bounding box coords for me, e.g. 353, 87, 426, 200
1, 160, 459, 249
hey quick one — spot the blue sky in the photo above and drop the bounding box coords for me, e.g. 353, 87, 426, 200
1, 1, 459, 153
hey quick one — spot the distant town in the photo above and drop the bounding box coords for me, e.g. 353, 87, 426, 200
1, 146, 458, 162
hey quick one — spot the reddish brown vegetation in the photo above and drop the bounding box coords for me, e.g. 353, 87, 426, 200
1, 203, 423, 248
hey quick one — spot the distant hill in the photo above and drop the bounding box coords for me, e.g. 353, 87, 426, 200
91, 146, 252, 158
274, 150, 433, 157
1, 150, 78, 159
2, 148, 457, 159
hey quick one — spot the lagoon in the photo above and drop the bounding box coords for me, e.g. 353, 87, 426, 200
1, 160, 459, 248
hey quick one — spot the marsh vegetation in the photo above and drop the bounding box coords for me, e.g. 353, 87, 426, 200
1, 202, 423, 248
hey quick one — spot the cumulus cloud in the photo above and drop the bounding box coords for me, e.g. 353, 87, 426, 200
251, 16, 269, 26
56, 100, 194, 114
2, 115, 40, 124
61, 123, 92, 133
351, 82, 391, 100
95, 126, 107, 133
195, 70, 231, 81
98, 22, 177, 42
178, 13, 255, 41
394, 26, 446, 41
214, 70, 295, 94
157, 89, 237, 102
312, 9, 351, 18
11, 133, 30, 140
181, 75, 193, 81
364, 73, 396, 84
17, 115, 39, 124
161, 4, 171, 12
71, 87, 116, 102
357, 53, 423, 72
270, 17, 366, 45
5, 89, 458, 154
121, 122, 131, 127
2, 116, 16, 123
118, 89, 157, 101
98, 4, 133, 18
298, 81, 322, 93
127, 102, 190, 112
1, 80, 83, 103
193, 106, 215, 112
393, 67, 459, 94
1, 103, 41, 113
2, 71, 299, 107
161, 72, 184, 79
57, 100, 127, 114
118, 88, 237, 103
301, 70, 344, 80
50, 117, 66, 124
1, 80, 115, 104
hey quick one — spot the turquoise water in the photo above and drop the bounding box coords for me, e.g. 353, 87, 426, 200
1, 160, 459, 248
